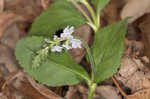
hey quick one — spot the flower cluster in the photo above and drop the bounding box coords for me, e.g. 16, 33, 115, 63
45, 26, 82, 52
32, 26, 82, 68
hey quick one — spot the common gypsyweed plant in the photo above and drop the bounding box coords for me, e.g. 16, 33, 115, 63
15, 0, 128, 99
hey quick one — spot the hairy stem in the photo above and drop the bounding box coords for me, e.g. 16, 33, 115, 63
69, 0, 93, 25
69, 0, 99, 32
80, 0, 100, 32
88, 83, 97, 99
82, 40, 95, 82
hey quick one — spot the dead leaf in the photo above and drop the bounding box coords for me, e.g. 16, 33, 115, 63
128, 88, 150, 99
70, 24, 92, 63
117, 57, 139, 79
5, 0, 42, 22
0, 12, 25, 38
0, 44, 19, 73
41, 0, 52, 10
139, 14, 150, 62
95, 86, 122, 99
121, 0, 150, 23
124, 39, 144, 57
115, 57, 150, 92
141, 56, 149, 64
101, 0, 123, 26
0, 0, 4, 13
1, 24, 24, 49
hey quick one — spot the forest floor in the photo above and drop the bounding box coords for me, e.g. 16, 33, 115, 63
0, 0, 150, 99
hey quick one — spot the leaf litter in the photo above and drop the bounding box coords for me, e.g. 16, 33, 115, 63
1, 0, 150, 99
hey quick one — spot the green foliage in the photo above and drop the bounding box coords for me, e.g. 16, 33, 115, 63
15, 36, 90, 86
74, 0, 85, 2
29, 0, 86, 37
15, 0, 128, 98
91, 0, 110, 13
91, 20, 128, 83
32, 48, 49, 68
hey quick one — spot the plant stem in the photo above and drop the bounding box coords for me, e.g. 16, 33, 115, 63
69, 0, 100, 32
81, 1, 97, 24
81, 40, 95, 82
69, 0, 93, 25
95, 13, 100, 32
80, 0, 100, 32
112, 77, 128, 98
88, 83, 97, 99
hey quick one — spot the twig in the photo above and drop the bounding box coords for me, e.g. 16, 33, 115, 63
112, 76, 128, 99
1, 71, 22, 90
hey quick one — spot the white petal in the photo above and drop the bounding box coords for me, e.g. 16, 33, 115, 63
69, 26, 75, 34
60, 33, 73, 39
70, 39, 82, 48
62, 44, 72, 50
63, 26, 69, 33
53, 35, 57, 40
51, 46, 62, 52
51, 48, 56, 52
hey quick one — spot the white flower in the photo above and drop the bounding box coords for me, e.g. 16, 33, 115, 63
62, 44, 72, 50
60, 26, 75, 39
60, 33, 73, 39
44, 38, 51, 43
53, 35, 58, 40
63, 26, 74, 34
70, 39, 82, 48
53, 35, 61, 40
43, 47, 49, 55
51, 45, 63, 52
44, 47, 49, 50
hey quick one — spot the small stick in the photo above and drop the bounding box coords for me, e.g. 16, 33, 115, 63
112, 76, 129, 99
1, 71, 22, 90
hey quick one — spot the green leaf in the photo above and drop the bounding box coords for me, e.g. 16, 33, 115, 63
91, 0, 110, 13
73, 0, 84, 2
91, 20, 127, 83
29, 0, 86, 37
15, 36, 90, 86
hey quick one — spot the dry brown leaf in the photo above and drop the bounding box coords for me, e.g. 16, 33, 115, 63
95, 86, 121, 99
70, 24, 92, 63
0, 44, 19, 73
25, 74, 63, 99
128, 88, 150, 99
141, 56, 149, 63
0, 0, 4, 13
121, 0, 150, 23
41, 0, 52, 10
1, 71, 63, 99
117, 57, 139, 79
101, 0, 122, 26
115, 57, 150, 92
1, 24, 23, 49
0, 12, 25, 38
124, 39, 144, 57
139, 14, 150, 61
65, 86, 76, 99
5, 0, 42, 22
